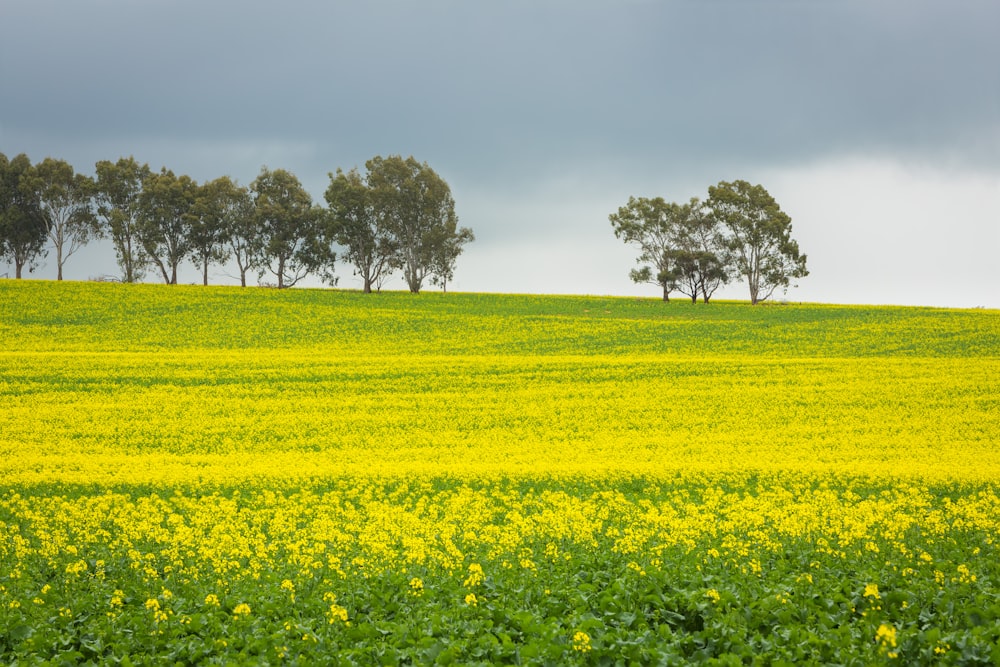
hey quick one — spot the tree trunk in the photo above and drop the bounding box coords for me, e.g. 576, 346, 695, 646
690, 293, 697, 304
202, 259, 209, 286
363, 276, 372, 293
662, 284, 669, 302
155, 260, 170, 284
57, 246, 64, 280
239, 269, 247, 287
277, 256, 285, 289
15, 262, 23, 279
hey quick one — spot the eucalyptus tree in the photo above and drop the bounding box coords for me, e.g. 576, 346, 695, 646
251, 166, 330, 288
670, 198, 730, 304
0, 152, 48, 279
609, 196, 684, 301
365, 155, 469, 294
94, 157, 152, 283
24, 158, 97, 280
194, 176, 258, 287
325, 167, 396, 293
707, 180, 807, 305
190, 176, 245, 286
138, 168, 199, 284
428, 224, 475, 293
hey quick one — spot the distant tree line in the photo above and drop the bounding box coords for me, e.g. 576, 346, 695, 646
0, 152, 473, 293
610, 180, 808, 305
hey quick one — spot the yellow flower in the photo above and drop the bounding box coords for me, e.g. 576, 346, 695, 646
864, 583, 881, 600
232, 603, 251, 618
572, 631, 592, 653
463, 563, 484, 587
409, 577, 424, 595
464, 593, 478, 606
204, 593, 221, 607
705, 588, 721, 604
876, 623, 897, 648
327, 603, 349, 623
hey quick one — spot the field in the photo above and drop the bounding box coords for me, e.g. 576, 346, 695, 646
1, 281, 999, 665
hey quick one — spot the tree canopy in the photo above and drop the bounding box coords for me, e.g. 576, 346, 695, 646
251, 167, 331, 289
327, 156, 473, 294
23, 158, 97, 281
611, 182, 807, 304
2, 152, 476, 292
0, 153, 48, 279
707, 180, 808, 305
94, 157, 152, 283
609, 196, 689, 302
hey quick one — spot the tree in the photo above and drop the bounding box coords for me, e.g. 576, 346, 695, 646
138, 168, 198, 284
609, 196, 684, 301
218, 180, 258, 287
23, 158, 98, 281
190, 176, 243, 286
251, 166, 330, 288
670, 198, 731, 304
429, 224, 475, 293
95, 157, 152, 283
0, 153, 48, 279
707, 180, 807, 305
365, 155, 469, 294
324, 167, 397, 293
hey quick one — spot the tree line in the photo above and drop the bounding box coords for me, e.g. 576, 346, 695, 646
0, 152, 473, 293
610, 180, 808, 305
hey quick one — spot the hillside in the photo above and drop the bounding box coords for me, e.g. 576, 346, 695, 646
2, 280, 997, 484
3, 280, 1000, 663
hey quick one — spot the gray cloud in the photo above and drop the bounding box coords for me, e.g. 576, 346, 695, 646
2, 1, 998, 305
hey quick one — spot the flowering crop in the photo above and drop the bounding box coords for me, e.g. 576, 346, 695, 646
1, 281, 999, 663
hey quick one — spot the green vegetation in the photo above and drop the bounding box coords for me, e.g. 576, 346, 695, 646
1, 281, 998, 664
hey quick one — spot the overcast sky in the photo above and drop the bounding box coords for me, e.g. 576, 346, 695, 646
2, 0, 998, 307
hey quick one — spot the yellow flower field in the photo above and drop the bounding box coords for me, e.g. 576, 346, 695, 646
1, 281, 998, 664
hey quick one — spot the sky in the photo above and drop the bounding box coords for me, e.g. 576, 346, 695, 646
2, 0, 998, 308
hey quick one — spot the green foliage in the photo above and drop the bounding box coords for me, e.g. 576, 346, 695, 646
707, 180, 808, 305
1, 478, 999, 664
22, 157, 98, 281
325, 167, 396, 293
613, 183, 808, 305
0, 283, 998, 664
189, 176, 246, 286
251, 167, 332, 288
94, 157, 153, 283
138, 168, 200, 284
363, 155, 473, 294
610, 195, 684, 301
0, 152, 49, 278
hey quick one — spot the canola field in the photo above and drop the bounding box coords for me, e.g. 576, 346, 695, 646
1, 281, 999, 665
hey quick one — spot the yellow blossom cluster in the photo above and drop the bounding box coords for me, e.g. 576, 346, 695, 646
0, 281, 998, 662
